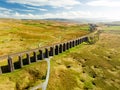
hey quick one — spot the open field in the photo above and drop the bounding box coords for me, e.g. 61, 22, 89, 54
0, 28, 120, 90
47, 30, 120, 90
102, 25, 120, 30
0, 19, 89, 56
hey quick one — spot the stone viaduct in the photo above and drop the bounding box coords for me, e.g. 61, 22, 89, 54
0, 24, 97, 74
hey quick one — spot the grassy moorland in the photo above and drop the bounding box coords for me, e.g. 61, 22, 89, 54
0, 60, 47, 90
0, 19, 89, 56
0, 19, 89, 89
47, 30, 120, 90
0, 20, 120, 90
0, 27, 120, 90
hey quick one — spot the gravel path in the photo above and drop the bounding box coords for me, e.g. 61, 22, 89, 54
30, 57, 52, 90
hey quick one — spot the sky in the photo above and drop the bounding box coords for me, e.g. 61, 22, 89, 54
0, 0, 120, 20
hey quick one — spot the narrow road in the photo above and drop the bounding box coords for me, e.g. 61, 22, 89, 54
30, 57, 52, 90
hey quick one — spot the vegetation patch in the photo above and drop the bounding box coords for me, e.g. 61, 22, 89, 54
0, 61, 47, 90
0, 20, 120, 90
0, 19, 89, 56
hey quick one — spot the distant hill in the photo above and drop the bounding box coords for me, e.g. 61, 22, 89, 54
110, 21, 120, 25
43, 18, 95, 24
1, 18, 120, 25
103, 21, 120, 26
43, 18, 120, 24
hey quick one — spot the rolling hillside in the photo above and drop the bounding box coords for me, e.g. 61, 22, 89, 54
0, 19, 119, 90
0, 19, 89, 56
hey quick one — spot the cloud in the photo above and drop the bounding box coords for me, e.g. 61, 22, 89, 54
0, 8, 10, 18
14, 8, 34, 12
86, 0, 120, 7
0, 7, 12, 12
23, 5, 48, 11
3, 11, 90, 19
1, 10, 120, 20
0, 10, 90, 19
48, 0, 81, 8
6, 0, 47, 6
0, 5, 120, 20
0, 7, 13, 18
39, 8, 48, 11
6, 0, 81, 9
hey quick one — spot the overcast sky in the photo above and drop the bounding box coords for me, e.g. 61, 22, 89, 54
0, 0, 120, 20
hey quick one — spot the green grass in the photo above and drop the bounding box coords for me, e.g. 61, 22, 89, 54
47, 31, 120, 90
0, 60, 47, 90
0, 30, 120, 90
0, 19, 89, 56
0, 19, 120, 90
